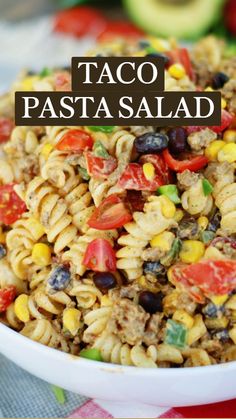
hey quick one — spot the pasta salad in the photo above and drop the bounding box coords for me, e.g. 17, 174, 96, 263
0, 35, 236, 368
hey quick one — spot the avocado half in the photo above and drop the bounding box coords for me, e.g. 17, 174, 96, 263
123, 0, 225, 40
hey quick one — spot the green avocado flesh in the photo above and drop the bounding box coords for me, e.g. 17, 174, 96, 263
123, 0, 225, 40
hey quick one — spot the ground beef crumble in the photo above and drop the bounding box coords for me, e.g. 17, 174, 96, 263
106, 298, 150, 345
177, 170, 200, 190
187, 128, 217, 152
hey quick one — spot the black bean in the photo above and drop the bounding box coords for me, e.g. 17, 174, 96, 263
139, 291, 163, 314
208, 212, 221, 233
213, 329, 229, 343
143, 262, 166, 278
167, 128, 188, 155
202, 303, 225, 318
212, 72, 229, 89
93, 272, 117, 293
134, 132, 168, 154
48, 265, 71, 291
0, 244, 6, 260
146, 53, 170, 64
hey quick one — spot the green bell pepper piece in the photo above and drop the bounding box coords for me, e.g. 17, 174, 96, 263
165, 319, 187, 349
93, 141, 110, 158
202, 179, 213, 196
88, 126, 115, 133
80, 348, 103, 362
157, 185, 181, 204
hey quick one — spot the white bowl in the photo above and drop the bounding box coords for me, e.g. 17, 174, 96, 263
1, 322, 236, 407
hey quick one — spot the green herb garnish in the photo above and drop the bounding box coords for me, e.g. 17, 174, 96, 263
51, 385, 66, 404
157, 184, 181, 204
79, 167, 90, 181
80, 348, 103, 361
165, 319, 187, 349
160, 238, 182, 267
200, 230, 215, 244
39, 67, 52, 78
202, 179, 213, 196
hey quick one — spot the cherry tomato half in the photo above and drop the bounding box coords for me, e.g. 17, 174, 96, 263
54, 6, 107, 38
85, 151, 117, 179
171, 260, 236, 301
0, 184, 27, 225
88, 194, 132, 230
163, 149, 208, 173
186, 110, 234, 135
97, 20, 144, 42
83, 238, 116, 272
118, 163, 164, 191
0, 285, 16, 313
0, 117, 14, 143
56, 130, 93, 153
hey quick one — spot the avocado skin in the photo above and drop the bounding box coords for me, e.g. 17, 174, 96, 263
123, 0, 225, 40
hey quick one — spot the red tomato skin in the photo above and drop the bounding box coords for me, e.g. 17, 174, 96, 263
118, 163, 164, 191
0, 184, 27, 225
85, 152, 117, 179
0, 285, 16, 313
56, 130, 93, 153
139, 154, 171, 183
88, 194, 132, 230
54, 72, 71, 91
83, 238, 116, 272
186, 110, 234, 135
167, 48, 195, 81
0, 117, 14, 143
163, 149, 208, 173
97, 21, 144, 42
54, 6, 107, 38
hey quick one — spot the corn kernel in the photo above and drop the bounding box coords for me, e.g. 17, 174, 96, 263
32, 243, 51, 267
205, 316, 229, 329
143, 163, 155, 181
225, 295, 236, 310
0, 228, 6, 244
167, 266, 174, 284
174, 209, 184, 223
41, 143, 54, 159
150, 231, 174, 251
205, 140, 225, 161
101, 295, 112, 306
63, 308, 81, 336
210, 294, 228, 306
14, 294, 30, 322
168, 63, 186, 80
221, 98, 227, 109
173, 309, 194, 329
133, 50, 147, 57
218, 143, 236, 163
21, 75, 39, 91
179, 240, 205, 264
147, 37, 170, 52
138, 275, 159, 293
197, 216, 208, 231
26, 218, 45, 241
223, 129, 236, 143
159, 195, 176, 218
205, 86, 214, 92
229, 327, 236, 344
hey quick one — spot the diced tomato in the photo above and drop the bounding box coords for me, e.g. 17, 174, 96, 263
56, 130, 93, 153
83, 238, 116, 272
54, 6, 107, 38
139, 154, 171, 183
118, 163, 164, 191
85, 151, 117, 179
163, 149, 208, 173
0, 285, 16, 313
88, 194, 132, 230
0, 117, 14, 143
166, 48, 195, 81
97, 20, 144, 42
186, 110, 234, 135
171, 260, 236, 301
0, 184, 26, 225
126, 190, 145, 212
54, 72, 71, 91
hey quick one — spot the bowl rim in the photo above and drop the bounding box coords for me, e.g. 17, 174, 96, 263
1, 321, 236, 376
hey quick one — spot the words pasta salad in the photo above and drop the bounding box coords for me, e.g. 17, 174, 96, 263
0, 35, 236, 368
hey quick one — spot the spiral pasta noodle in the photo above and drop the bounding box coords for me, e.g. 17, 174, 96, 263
181, 179, 213, 216
20, 319, 69, 351
24, 176, 77, 253
83, 307, 112, 343
116, 196, 176, 280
